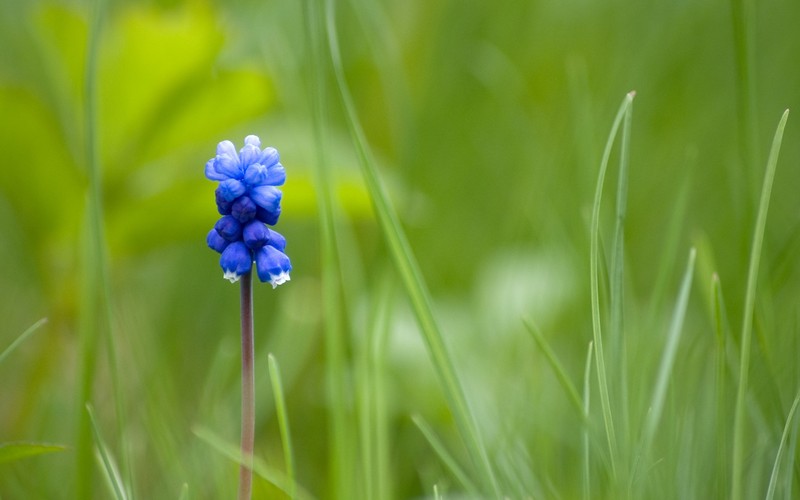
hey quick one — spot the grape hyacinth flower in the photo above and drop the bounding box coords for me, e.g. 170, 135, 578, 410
204, 135, 291, 500
205, 134, 292, 288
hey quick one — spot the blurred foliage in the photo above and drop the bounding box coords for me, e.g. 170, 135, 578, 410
1, 0, 800, 497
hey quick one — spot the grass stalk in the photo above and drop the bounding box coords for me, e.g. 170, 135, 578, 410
357, 281, 393, 499
582, 341, 594, 500
641, 248, 696, 451
731, 109, 790, 500
589, 91, 635, 480
411, 415, 480, 495
323, 0, 500, 496
609, 90, 632, 448
370, 277, 394, 500
300, 0, 352, 497
86, 403, 129, 500
712, 274, 729, 498
268, 354, 296, 500
0, 318, 47, 366
78, 1, 108, 497
523, 318, 586, 422
729, 0, 760, 193
765, 390, 800, 500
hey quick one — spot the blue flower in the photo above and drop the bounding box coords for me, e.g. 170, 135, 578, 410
205, 135, 291, 286
220, 241, 253, 283
256, 244, 292, 289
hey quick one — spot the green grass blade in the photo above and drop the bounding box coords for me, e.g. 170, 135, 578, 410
729, 0, 760, 193
192, 426, 315, 500
0, 318, 47, 366
300, 0, 352, 497
609, 91, 632, 448
77, 0, 105, 496
582, 341, 594, 500
178, 483, 188, 500
523, 318, 585, 421
641, 248, 696, 451
86, 403, 129, 500
268, 354, 296, 500
411, 415, 480, 495
0, 442, 66, 464
357, 279, 394, 500
590, 91, 635, 479
79, 0, 133, 497
765, 390, 800, 500
324, 0, 499, 495
371, 277, 394, 500
732, 109, 790, 500
712, 273, 730, 497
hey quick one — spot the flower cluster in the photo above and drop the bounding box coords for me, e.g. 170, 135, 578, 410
205, 135, 291, 288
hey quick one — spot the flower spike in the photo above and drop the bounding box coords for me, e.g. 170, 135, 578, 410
205, 135, 291, 286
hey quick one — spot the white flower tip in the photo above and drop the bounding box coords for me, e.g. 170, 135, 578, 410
269, 272, 291, 289
223, 270, 241, 283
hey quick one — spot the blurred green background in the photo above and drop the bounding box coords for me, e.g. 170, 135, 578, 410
1, 0, 800, 498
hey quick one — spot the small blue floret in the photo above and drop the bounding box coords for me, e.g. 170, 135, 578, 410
220, 241, 253, 283
256, 245, 292, 289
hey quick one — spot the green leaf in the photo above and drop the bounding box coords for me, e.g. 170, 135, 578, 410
0, 442, 66, 465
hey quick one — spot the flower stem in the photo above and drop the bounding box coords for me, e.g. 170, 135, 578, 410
238, 272, 255, 500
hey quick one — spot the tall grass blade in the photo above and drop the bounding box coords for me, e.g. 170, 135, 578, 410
371, 276, 394, 500
523, 318, 585, 421
86, 403, 129, 500
582, 341, 594, 500
324, 0, 499, 495
357, 277, 393, 500
78, 0, 107, 497
765, 390, 800, 500
0, 318, 47, 366
731, 109, 789, 500
729, 0, 760, 194
641, 248, 696, 451
193, 426, 315, 500
411, 415, 480, 495
589, 91, 635, 479
300, 0, 352, 497
609, 90, 633, 447
712, 273, 730, 497
178, 483, 188, 500
268, 354, 296, 500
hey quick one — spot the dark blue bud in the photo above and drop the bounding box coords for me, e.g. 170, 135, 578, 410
256, 205, 281, 225
207, 228, 229, 253
214, 215, 242, 242
231, 196, 257, 223
243, 220, 270, 249
266, 228, 287, 252
215, 187, 233, 215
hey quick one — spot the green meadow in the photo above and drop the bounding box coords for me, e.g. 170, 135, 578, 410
2, 0, 800, 498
